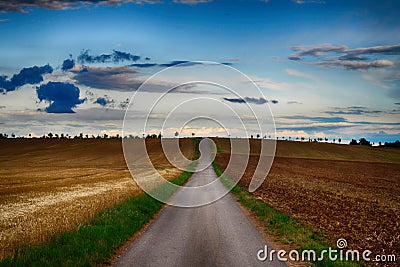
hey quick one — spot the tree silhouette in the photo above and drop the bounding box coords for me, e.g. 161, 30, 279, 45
359, 138, 371, 146
349, 139, 358, 145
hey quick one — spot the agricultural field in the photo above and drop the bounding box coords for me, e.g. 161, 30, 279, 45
214, 139, 400, 262
0, 138, 194, 259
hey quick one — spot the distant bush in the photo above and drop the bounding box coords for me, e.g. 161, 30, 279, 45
383, 140, 400, 148
349, 138, 371, 146
349, 139, 358, 145
358, 138, 371, 146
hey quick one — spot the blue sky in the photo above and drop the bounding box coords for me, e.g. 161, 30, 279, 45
0, 0, 399, 142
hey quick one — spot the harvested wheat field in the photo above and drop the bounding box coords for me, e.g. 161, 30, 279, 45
0, 138, 194, 259
214, 138, 400, 263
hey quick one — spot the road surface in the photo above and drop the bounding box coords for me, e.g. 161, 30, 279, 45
114, 139, 286, 267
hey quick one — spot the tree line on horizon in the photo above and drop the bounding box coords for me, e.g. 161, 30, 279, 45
0, 132, 398, 147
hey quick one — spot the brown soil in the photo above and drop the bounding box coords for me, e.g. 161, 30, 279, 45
214, 139, 400, 262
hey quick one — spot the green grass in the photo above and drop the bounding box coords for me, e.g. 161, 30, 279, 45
0, 140, 200, 267
212, 161, 360, 267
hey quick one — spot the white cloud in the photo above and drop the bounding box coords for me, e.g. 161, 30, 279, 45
285, 68, 316, 80
248, 75, 296, 91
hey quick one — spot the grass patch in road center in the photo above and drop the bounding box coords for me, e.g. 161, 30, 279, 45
212, 161, 360, 267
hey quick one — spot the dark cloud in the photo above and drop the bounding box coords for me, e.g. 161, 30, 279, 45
131, 61, 232, 68
338, 54, 369, 61
277, 125, 351, 132
36, 82, 85, 113
291, 0, 325, 4
270, 99, 279, 104
290, 44, 347, 58
346, 44, 400, 55
72, 65, 210, 94
130, 63, 158, 68
119, 98, 130, 109
72, 66, 142, 91
280, 115, 347, 123
325, 106, 384, 115
94, 95, 115, 107
95, 97, 108, 106
159, 61, 200, 67
289, 44, 400, 60
173, 0, 214, 4
77, 49, 141, 64
223, 97, 245, 104
304, 60, 394, 70
288, 43, 399, 70
0, 1, 160, 13
395, 102, 400, 105
353, 121, 400, 126
223, 97, 270, 105
113, 50, 140, 62
0, 64, 53, 92
61, 58, 75, 71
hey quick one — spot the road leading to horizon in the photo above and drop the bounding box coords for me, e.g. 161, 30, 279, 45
114, 139, 286, 267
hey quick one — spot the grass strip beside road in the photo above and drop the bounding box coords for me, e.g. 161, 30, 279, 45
1, 140, 200, 267
212, 161, 360, 267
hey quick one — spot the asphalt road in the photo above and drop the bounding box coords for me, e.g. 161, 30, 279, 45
114, 140, 287, 267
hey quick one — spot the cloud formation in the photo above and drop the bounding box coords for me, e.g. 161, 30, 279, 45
94, 95, 115, 107
36, 82, 85, 113
130, 63, 158, 68
291, 44, 347, 58
280, 115, 347, 123
0, 1, 161, 13
291, 0, 325, 3
61, 58, 75, 71
72, 66, 200, 93
288, 43, 399, 70
72, 66, 142, 91
130, 60, 232, 68
173, 0, 213, 4
0, 64, 53, 92
304, 60, 394, 70
323, 106, 396, 116
223, 97, 277, 105
77, 49, 141, 64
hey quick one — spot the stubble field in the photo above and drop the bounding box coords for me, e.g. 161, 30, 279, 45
0, 138, 194, 259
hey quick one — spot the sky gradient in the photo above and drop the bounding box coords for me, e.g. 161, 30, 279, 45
0, 0, 399, 142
